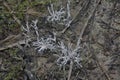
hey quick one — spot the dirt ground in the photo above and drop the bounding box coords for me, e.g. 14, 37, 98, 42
0, 0, 120, 80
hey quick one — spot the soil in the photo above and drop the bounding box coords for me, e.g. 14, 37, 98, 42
0, 0, 120, 80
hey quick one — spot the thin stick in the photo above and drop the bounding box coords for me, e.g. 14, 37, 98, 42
67, 61, 73, 80
61, 0, 89, 34
67, 0, 102, 80
76, 0, 102, 47
0, 38, 31, 51
93, 54, 111, 80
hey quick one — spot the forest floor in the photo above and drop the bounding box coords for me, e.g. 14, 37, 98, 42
0, 0, 120, 80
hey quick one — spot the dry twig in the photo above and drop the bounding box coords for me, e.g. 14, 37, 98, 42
67, 0, 102, 80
